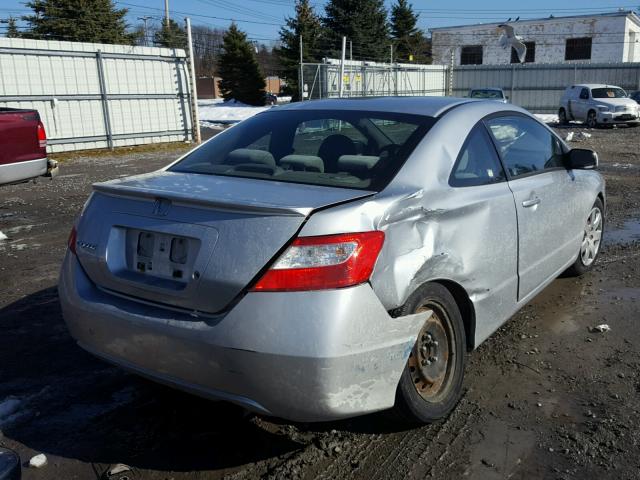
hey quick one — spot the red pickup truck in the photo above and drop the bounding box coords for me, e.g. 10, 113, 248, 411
0, 108, 58, 186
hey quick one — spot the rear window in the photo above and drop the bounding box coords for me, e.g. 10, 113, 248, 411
470, 90, 504, 99
170, 109, 434, 191
592, 87, 627, 99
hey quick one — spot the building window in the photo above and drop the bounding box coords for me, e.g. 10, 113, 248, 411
461, 45, 483, 65
511, 41, 535, 63
565, 37, 592, 60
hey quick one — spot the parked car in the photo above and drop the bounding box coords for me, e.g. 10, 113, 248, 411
59, 97, 605, 424
0, 108, 57, 186
265, 93, 278, 105
558, 84, 640, 128
468, 88, 508, 103
630, 91, 640, 104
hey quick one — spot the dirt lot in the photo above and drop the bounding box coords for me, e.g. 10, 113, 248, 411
1, 124, 639, 480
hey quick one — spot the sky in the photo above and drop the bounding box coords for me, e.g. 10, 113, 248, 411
1, 0, 638, 45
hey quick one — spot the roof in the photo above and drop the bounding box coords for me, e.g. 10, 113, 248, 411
275, 96, 472, 117
570, 84, 624, 89
429, 10, 640, 32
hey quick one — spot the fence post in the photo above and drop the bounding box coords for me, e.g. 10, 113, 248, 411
185, 17, 201, 144
95, 50, 114, 150
510, 65, 515, 103
448, 49, 454, 96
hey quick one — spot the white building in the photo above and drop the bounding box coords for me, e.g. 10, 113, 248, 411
431, 10, 640, 66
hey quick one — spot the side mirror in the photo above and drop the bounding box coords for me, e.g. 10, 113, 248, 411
567, 148, 598, 170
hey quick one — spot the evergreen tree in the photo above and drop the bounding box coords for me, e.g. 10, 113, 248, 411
323, 0, 389, 61
154, 19, 187, 49
6, 17, 21, 38
390, 0, 429, 63
277, 0, 322, 100
22, 0, 136, 44
218, 23, 266, 106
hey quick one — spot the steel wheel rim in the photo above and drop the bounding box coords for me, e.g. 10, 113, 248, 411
407, 303, 456, 402
581, 206, 603, 266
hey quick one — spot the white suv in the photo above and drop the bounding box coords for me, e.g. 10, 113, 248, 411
559, 84, 640, 128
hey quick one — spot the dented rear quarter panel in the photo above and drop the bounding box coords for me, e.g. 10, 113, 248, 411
301, 101, 604, 349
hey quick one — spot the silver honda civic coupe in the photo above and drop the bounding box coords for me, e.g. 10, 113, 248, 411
59, 97, 605, 423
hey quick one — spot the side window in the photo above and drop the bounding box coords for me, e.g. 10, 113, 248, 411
485, 115, 565, 178
244, 132, 271, 151
579, 88, 589, 100
450, 124, 506, 187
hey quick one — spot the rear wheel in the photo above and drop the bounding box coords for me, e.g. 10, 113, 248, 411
586, 110, 598, 128
566, 198, 604, 276
558, 108, 568, 125
394, 283, 466, 424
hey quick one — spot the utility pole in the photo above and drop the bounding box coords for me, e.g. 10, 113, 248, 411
138, 16, 152, 47
338, 36, 346, 98
299, 34, 304, 101
349, 40, 353, 98
164, 0, 170, 28
389, 43, 393, 96
185, 18, 201, 144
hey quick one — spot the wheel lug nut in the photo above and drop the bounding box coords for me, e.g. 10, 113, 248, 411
429, 356, 437, 363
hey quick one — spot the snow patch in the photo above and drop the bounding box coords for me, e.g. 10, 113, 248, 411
198, 99, 272, 124
534, 114, 559, 124
0, 231, 7, 241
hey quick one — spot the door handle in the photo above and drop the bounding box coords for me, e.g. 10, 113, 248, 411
522, 197, 541, 208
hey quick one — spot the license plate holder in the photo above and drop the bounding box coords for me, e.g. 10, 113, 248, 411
133, 230, 194, 282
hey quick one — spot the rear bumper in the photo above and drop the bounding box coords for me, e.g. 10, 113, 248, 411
59, 253, 427, 422
0, 157, 48, 185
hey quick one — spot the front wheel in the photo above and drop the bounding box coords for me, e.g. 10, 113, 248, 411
394, 283, 466, 424
586, 110, 598, 128
558, 108, 568, 125
566, 198, 604, 276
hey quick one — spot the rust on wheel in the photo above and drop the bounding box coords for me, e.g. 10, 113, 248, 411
407, 304, 456, 402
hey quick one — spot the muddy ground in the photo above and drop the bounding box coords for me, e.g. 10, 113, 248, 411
0, 124, 639, 480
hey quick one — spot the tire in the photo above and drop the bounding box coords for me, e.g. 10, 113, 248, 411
0, 447, 20, 480
565, 197, 604, 277
558, 108, 568, 125
586, 110, 598, 129
394, 283, 466, 424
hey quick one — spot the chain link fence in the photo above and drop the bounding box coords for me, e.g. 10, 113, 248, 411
300, 59, 449, 100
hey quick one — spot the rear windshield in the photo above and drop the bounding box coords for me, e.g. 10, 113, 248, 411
592, 87, 627, 99
170, 109, 434, 191
470, 90, 504, 99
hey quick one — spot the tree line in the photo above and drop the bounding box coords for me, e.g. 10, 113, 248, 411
3, 0, 429, 105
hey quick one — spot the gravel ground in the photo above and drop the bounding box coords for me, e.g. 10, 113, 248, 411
0, 124, 639, 480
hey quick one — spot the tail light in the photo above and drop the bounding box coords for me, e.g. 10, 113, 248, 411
68, 226, 77, 255
251, 231, 385, 292
37, 121, 47, 149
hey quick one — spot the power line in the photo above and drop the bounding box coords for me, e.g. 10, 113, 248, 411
116, 1, 283, 26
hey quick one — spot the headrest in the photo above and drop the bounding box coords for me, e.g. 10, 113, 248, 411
337, 155, 380, 174
280, 154, 324, 173
226, 148, 276, 167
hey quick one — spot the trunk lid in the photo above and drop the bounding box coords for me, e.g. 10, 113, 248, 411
75, 171, 373, 313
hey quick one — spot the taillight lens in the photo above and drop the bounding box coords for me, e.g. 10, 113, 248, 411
251, 231, 385, 292
68, 226, 77, 255
37, 121, 47, 149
